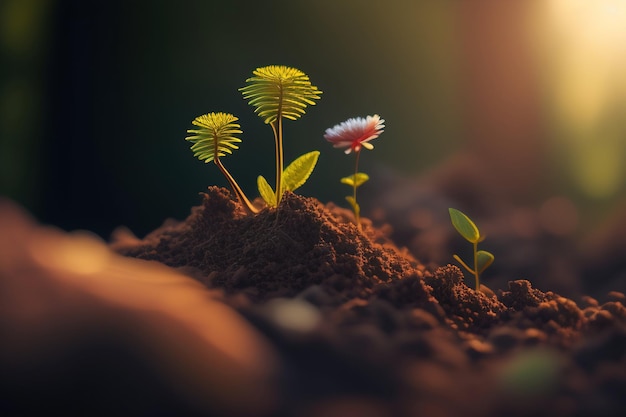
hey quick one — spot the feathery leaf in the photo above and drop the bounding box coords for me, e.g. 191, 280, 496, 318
185, 112, 243, 163
240, 65, 322, 124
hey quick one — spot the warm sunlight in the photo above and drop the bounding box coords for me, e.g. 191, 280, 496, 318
540, 0, 626, 198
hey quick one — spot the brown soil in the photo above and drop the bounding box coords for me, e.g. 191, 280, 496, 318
110, 187, 626, 417
112, 187, 421, 303
2, 188, 625, 416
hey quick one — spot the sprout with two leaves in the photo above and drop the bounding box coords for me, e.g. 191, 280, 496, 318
324, 114, 385, 230
448, 208, 495, 291
186, 112, 259, 214
240, 65, 322, 207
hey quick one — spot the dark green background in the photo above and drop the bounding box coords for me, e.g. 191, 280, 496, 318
4, 1, 624, 239
1, 0, 460, 238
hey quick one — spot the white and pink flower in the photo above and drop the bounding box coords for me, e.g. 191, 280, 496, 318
324, 114, 385, 154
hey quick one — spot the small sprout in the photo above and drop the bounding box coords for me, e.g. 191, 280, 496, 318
186, 112, 258, 214
257, 150, 320, 207
325, 115, 385, 229
341, 172, 369, 226
240, 65, 322, 206
448, 208, 494, 291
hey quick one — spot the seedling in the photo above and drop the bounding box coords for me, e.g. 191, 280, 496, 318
186, 112, 258, 214
324, 115, 385, 229
240, 65, 322, 206
448, 208, 494, 291
340, 172, 369, 229
257, 151, 320, 206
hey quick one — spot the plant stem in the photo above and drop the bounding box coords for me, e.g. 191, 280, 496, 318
473, 241, 479, 290
354, 150, 361, 230
270, 121, 279, 203
270, 119, 284, 206
213, 140, 258, 214
273, 85, 285, 207
276, 115, 284, 206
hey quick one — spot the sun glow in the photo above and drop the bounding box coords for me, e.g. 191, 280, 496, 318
546, 0, 626, 125
540, 0, 626, 198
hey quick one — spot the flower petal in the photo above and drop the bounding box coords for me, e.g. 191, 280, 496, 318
324, 114, 384, 153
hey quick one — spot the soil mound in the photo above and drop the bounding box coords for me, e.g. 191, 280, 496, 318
112, 186, 427, 302
110, 187, 626, 416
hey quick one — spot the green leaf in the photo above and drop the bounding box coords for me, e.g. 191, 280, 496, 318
340, 172, 369, 188
449, 208, 481, 243
453, 254, 474, 274
282, 151, 320, 193
257, 175, 276, 207
476, 250, 494, 274
345, 196, 360, 216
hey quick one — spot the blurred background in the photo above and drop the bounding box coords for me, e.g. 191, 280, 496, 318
3, 3, 626, 414
1, 0, 626, 295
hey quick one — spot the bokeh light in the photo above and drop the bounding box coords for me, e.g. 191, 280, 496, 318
537, 0, 626, 200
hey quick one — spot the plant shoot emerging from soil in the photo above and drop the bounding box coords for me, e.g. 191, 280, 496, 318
448, 208, 494, 291
186, 112, 259, 214
257, 151, 320, 207
325, 115, 385, 229
240, 65, 322, 207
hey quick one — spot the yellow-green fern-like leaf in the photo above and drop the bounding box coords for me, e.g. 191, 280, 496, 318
185, 112, 243, 163
240, 65, 322, 124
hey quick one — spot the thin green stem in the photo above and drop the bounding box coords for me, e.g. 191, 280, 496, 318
354, 150, 361, 230
473, 241, 480, 290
